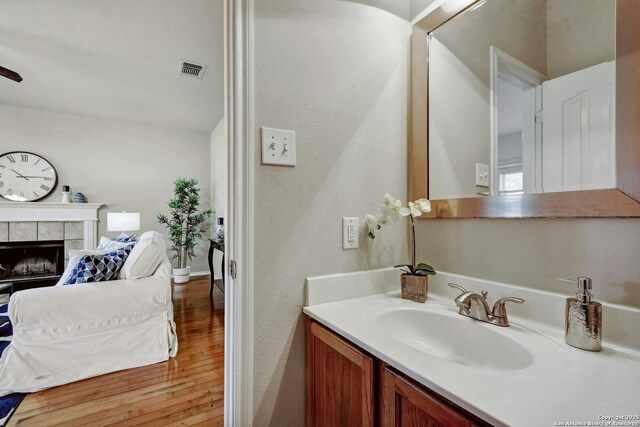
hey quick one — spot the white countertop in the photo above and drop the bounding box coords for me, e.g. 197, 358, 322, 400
304, 290, 640, 427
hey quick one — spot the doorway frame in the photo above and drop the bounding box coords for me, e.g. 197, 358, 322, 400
489, 46, 546, 196
224, 0, 254, 426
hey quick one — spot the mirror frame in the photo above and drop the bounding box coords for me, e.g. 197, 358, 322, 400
409, 0, 640, 218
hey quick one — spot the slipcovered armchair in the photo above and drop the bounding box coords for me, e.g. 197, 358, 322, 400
0, 234, 178, 396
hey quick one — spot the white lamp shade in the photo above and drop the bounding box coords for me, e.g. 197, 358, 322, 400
107, 212, 141, 232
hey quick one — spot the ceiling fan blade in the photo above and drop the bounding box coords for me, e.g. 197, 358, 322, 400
0, 66, 23, 83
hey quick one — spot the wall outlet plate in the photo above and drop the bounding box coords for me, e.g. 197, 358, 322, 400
261, 127, 296, 166
342, 217, 359, 249
476, 163, 489, 187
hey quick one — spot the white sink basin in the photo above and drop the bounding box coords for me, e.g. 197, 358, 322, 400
364, 303, 534, 371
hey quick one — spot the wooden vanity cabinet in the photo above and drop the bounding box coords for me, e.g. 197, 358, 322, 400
306, 318, 375, 427
306, 318, 489, 427
380, 366, 484, 427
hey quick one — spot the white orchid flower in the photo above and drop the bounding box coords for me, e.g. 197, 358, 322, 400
408, 202, 422, 217
380, 205, 397, 222
364, 214, 377, 227
382, 193, 396, 207
364, 214, 380, 238
364, 214, 378, 231
377, 213, 391, 225
382, 194, 411, 219
414, 198, 432, 213
398, 206, 411, 216
367, 195, 432, 239
408, 199, 431, 217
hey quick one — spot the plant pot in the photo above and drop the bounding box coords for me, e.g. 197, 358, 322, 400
401, 274, 428, 303
173, 266, 191, 284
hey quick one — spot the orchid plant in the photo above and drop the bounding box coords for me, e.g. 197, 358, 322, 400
365, 193, 436, 277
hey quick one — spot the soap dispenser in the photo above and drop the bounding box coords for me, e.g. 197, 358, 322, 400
560, 277, 602, 351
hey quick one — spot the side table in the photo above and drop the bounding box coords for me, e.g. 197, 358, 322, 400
207, 239, 225, 304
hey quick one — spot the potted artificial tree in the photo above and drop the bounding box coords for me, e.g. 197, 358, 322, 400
157, 178, 213, 283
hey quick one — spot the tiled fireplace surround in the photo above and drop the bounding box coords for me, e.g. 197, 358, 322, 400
0, 203, 103, 264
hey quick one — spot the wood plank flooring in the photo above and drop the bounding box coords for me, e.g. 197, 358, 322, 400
9, 276, 224, 426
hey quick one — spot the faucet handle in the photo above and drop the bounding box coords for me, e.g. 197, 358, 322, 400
448, 282, 467, 295
492, 297, 524, 318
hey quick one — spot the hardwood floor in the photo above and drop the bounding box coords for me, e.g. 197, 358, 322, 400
9, 276, 224, 426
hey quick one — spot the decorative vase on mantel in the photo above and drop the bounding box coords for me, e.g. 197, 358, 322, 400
401, 274, 428, 303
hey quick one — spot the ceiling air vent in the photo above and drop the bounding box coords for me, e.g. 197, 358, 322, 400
179, 60, 206, 80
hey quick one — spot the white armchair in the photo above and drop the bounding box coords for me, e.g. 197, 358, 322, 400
0, 240, 177, 396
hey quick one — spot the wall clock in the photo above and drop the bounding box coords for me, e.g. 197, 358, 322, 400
0, 151, 58, 202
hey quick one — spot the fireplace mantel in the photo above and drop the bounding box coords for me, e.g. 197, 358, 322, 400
0, 202, 104, 249
0, 202, 103, 222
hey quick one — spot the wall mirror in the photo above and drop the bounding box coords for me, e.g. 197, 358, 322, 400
409, 0, 640, 218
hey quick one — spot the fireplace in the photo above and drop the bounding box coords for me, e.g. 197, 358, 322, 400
0, 240, 64, 290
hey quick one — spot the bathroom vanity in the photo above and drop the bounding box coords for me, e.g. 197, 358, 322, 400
307, 318, 488, 426
304, 2, 640, 422
304, 270, 640, 427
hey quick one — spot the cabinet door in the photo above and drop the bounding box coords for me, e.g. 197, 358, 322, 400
306, 319, 375, 427
381, 366, 484, 427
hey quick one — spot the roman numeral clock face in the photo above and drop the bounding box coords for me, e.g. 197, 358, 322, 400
0, 152, 58, 202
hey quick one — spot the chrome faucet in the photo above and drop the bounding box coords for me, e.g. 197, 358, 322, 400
448, 283, 524, 327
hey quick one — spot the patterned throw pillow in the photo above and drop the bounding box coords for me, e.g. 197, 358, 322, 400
97, 234, 137, 249
64, 245, 133, 285
114, 233, 137, 243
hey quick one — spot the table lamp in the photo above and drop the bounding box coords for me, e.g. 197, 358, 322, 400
107, 212, 140, 236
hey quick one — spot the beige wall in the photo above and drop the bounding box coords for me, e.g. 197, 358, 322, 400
428, 0, 546, 199
546, 0, 615, 79
428, 37, 492, 198
0, 104, 212, 272
415, 218, 640, 308
252, 0, 411, 424
210, 116, 227, 222
209, 117, 226, 279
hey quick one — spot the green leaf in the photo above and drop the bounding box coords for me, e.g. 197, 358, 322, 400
415, 263, 436, 275
415, 262, 433, 270
394, 264, 416, 275
394, 264, 412, 269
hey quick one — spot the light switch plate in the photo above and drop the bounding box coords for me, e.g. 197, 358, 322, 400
342, 217, 359, 249
261, 127, 296, 166
475, 163, 489, 187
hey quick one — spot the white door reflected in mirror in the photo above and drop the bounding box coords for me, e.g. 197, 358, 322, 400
541, 61, 616, 193
494, 57, 615, 196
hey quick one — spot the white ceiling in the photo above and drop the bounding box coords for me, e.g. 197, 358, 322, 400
0, 0, 224, 133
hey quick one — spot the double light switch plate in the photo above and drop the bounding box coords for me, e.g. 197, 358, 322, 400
261, 127, 296, 166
